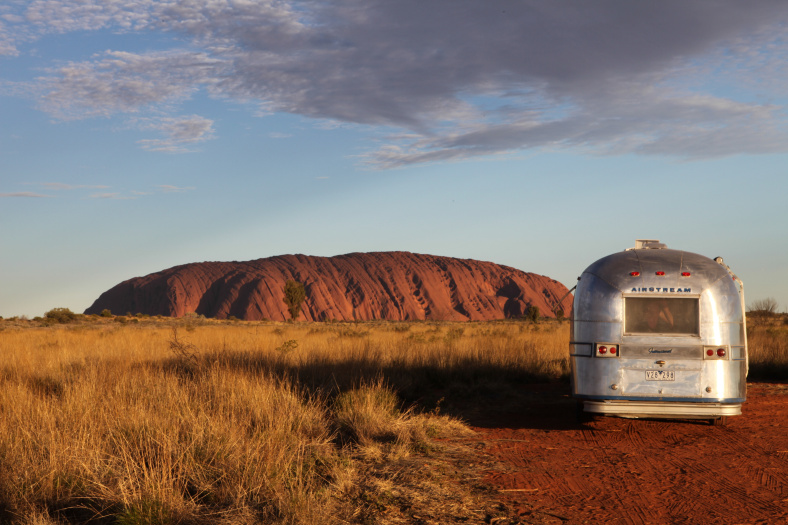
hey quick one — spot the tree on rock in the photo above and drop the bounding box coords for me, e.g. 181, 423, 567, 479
283, 280, 306, 321
526, 305, 540, 323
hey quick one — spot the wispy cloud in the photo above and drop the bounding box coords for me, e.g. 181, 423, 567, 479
157, 185, 195, 193
136, 115, 215, 153
38, 50, 226, 120
88, 192, 125, 199
0, 19, 19, 57
0, 192, 52, 198
5, 1, 788, 164
88, 186, 196, 198
7, 182, 195, 200
36, 182, 111, 190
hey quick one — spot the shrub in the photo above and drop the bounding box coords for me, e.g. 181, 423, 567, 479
276, 339, 299, 354
283, 280, 306, 321
525, 305, 540, 323
44, 307, 78, 324
100, 309, 112, 317
748, 297, 779, 317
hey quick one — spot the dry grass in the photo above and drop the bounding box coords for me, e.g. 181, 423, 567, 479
0, 319, 568, 524
746, 314, 788, 381
1, 312, 784, 523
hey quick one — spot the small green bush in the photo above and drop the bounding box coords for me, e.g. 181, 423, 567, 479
100, 309, 112, 317
44, 307, 78, 324
276, 339, 299, 354
283, 280, 306, 321
525, 306, 540, 323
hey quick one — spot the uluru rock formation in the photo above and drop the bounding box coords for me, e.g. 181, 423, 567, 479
85, 252, 573, 321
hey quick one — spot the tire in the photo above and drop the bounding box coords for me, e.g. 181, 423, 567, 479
576, 400, 595, 424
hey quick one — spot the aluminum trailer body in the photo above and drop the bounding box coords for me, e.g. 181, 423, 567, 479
570, 240, 747, 424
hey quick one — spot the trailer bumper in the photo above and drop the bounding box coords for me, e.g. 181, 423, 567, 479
582, 400, 742, 419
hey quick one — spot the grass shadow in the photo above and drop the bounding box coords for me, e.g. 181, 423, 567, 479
157, 350, 575, 430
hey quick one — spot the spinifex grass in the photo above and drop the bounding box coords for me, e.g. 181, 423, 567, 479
746, 315, 788, 381
0, 320, 567, 524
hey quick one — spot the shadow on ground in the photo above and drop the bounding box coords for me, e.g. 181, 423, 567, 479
157, 350, 579, 431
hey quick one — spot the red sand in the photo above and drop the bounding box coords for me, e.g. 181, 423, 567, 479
467, 383, 788, 524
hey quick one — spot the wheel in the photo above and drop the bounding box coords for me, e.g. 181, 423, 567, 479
710, 416, 728, 426
576, 400, 595, 424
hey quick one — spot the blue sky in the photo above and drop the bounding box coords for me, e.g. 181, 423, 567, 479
1, 0, 787, 318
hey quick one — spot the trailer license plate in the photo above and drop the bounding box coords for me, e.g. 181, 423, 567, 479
645, 370, 675, 381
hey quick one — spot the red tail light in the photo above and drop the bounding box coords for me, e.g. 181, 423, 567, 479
630, 271, 640, 276
681, 272, 691, 277
595, 343, 619, 357
655, 271, 665, 276
704, 346, 729, 359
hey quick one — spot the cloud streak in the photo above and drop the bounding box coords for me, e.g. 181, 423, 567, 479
5, 0, 788, 164
36, 182, 111, 190
4, 182, 196, 200
136, 115, 216, 152
157, 185, 195, 193
0, 192, 52, 198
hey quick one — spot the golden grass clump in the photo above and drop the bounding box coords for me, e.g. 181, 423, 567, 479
746, 314, 788, 380
0, 348, 333, 523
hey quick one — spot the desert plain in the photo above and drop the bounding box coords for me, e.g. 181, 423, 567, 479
0, 313, 786, 524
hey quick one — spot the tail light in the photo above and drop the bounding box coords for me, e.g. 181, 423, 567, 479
596, 343, 619, 358
655, 271, 665, 276
681, 272, 691, 277
704, 346, 729, 360
630, 271, 640, 276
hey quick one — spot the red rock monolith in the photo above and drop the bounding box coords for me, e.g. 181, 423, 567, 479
85, 252, 573, 321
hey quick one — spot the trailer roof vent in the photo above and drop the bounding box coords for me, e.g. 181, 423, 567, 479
629, 239, 666, 250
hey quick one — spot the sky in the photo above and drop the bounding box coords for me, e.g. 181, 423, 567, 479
1, 0, 788, 318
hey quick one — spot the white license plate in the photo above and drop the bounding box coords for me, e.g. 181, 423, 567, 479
645, 370, 675, 381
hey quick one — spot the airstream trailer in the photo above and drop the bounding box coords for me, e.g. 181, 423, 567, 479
571, 240, 747, 425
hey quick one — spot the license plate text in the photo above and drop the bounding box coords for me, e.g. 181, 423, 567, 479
645, 370, 675, 381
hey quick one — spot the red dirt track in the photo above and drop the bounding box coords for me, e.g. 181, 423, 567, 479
468, 383, 788, 524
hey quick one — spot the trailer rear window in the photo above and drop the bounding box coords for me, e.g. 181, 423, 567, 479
625, 297, 699, 335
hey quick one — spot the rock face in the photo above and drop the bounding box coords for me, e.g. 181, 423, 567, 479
85, 252, 573, 321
